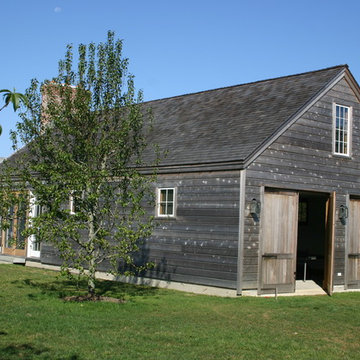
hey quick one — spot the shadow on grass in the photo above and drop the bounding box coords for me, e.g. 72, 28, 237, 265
0, 343, 80, 360
12, 276, 159, 300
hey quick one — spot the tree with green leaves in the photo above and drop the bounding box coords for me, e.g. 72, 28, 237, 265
0, 89, 28, 135
0, 31, 157, 296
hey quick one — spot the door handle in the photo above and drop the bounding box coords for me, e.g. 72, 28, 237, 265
263, 254, 278, 259
263, 253, 293, 259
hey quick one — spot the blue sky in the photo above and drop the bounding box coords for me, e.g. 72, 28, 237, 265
1, 0, 360, 157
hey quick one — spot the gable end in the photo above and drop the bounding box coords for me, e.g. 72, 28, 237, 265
243, 67, 352, 168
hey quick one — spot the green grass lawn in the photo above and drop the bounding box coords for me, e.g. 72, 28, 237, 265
0, 264, 359, 360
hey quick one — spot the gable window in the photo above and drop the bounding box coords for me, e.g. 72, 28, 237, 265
157, 188, 175, 217
334, 104, 351, 156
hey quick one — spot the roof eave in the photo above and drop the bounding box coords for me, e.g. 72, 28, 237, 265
138, 159, 246, 174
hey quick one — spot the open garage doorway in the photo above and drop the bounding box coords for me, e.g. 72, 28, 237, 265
260, 189, 335, 295
296, 191, 335, 293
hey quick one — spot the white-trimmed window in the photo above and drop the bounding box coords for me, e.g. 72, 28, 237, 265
69, 193, 76, 215
28, 193, 42, 257
69, 190, 83, 214
157, 188, 175, 217
333, 104, 351, 156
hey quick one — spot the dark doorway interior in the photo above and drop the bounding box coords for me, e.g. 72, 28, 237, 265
296, 192, 328, 286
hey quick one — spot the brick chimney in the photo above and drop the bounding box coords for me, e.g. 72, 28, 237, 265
41, 82, 78, 128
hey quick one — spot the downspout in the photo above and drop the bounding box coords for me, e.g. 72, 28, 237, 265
236, 169, 246, 295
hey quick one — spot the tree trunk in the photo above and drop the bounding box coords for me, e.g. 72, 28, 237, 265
88, 257, 96, 296
87, 196, 96, 297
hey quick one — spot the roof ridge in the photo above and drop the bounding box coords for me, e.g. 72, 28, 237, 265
145, 64, 348, 104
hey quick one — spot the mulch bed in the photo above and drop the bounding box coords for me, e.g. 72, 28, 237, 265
63, 295, 125, 303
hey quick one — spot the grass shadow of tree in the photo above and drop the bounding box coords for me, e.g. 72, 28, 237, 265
12, 276, 159, 300
0, 343, 80, 360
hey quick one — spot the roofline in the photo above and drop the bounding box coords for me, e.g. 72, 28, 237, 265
138, 159, 245, 174
3, 65, 355, 174
1, 145, 27, 164
242, 66, 349, 168
143, 65, 349, 104
344, 67, 360, 102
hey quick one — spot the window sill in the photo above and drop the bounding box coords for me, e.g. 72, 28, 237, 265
332, 153, 352, 159
155, 216, 177, 221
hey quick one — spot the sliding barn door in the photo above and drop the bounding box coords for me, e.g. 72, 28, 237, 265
260, 191, 298, 294
323, 192, 335, 295
347, 198, 360, 288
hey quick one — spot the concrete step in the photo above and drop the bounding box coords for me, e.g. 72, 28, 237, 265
0, 254, 26, 265
242, 280, 327, 297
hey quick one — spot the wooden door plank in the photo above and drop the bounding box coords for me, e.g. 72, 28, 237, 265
348, 199, 360, 286
260, 191, 298, 293
324, 192, 335, 295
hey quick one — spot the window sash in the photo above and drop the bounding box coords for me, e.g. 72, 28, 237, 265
29, 196, 42, 252
158, 188, 175, 217
69, 190, 83, 214
334, 104, 351, 156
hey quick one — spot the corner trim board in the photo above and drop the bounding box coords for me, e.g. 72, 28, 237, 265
236, 169, 246, 295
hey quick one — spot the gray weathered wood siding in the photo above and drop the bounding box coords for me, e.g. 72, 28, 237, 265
40, 243, 63, 266
39, 171, 241, 289
143, 171, 240, 288
243, 77, 360, 289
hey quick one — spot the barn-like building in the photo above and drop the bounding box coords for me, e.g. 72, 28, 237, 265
2, 65, 360, 296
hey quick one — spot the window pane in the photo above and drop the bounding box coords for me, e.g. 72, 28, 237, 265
167, 190, 174, 201
5, 207, 14, 248
33, 239, 40, 252
16, 217, 26, 249
167, 203, 173, 215
34, 204, 40, 217
16, 202, 26, 249
298, 201, 307, 224
5, 230, 12, 248
160, 203, 166, 215
160, 190, 167, 202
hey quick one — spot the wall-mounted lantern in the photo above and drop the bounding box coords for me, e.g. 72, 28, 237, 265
250, 198, 261, 222
339, 204, 348, 225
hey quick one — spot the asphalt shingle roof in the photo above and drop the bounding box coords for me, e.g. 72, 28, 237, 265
142, 65, 347, 168
1, 65, 350, 171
